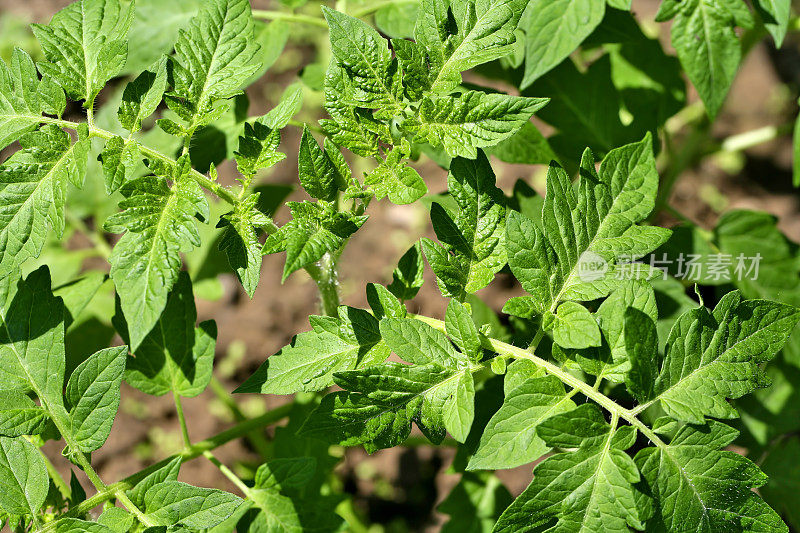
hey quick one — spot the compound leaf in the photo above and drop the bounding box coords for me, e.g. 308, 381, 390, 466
32, 0, 134, 104
104, 156, 209, 350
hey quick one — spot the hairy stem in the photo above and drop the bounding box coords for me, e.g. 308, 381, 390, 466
38, 404, 293, 530
306, 252, 341, 317
252, 10, 329, 28
203, 450, 252, 496
410, 314, 667, 448
173, 392, 192, 448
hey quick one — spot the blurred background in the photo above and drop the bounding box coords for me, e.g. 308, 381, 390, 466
1, 0, 799, 530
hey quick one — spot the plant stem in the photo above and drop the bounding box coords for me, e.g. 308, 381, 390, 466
173, 392, 192, 448
65, 211, 112, 259
252, 10, 329, 28
306, 252, 341, 317
719, 123, 792, 153
203, 451, 252, 496
410, 314, 667, 448
38, 404, 293, 530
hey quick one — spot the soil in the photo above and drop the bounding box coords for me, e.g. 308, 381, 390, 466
3, 0, 800, 530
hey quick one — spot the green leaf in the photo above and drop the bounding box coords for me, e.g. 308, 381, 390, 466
495, 409, 642, 532
321, 7, 403, 113
234, 122, 285, 178
416, 0, 529, 94
263, 202, 367, 281
595, 279, 657, 381
667, 0, 741, 118
375, 2, 418, 39
506, 135, 670, 319
143, 480, 243, 529
653, 291, 800, 424
366, 283, 406, 320
298, 125, 341, 201
32, 0, 134, 104
467, 376, 575, 471
218, 193, 272, 297
635, 420, 784, 532
0, 48, 65, 150
445, 300, 482, 363
0, 390, 50, 437
235, 306, 389, 394
0, 436, 48, 517
254, 457, 316, 491
760, 437, 800, 530
126, 456, 182, 508
542, 301, 601, 350
0, 267, 66, 409
365, 142, 427, 205
99, 135, 139, 194
0, 125, 89, 276
623, 308, 658, 404
413, 91, 548, 159
423, 152, 507, 298
118, 56, 169, 133
387, 242, 425, 301
259, 82, 303, 130
104, 156, 209, 349
65, 345, 126, 452
52, 518, 114, 532
300, 361, 474, 452
98, 507, 135, 533
380, 317, 467, 369
443, 369, 476, 443
519, 0, 606, 88
756, 0, 792, 47
115, 272, 216, 398
170, 0, 260, 124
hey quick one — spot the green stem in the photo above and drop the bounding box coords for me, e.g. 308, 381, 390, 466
306, 252, 341, 317
410, 314, 667, 448
65, 211, 112, 259
251, 10, 329, 28
38, 404, 293, 530
718, 123, 792, 153
203, 451, 252, 496
173, 392, 192, 448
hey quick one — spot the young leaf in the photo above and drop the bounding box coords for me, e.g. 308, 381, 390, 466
542, 301, 602, 350
32, 0, 134, 105
635, 420, 784, 532
663, 0, 741, 118
65, 345, 127, 452
365, 142, 427, 205
234, 122, 285, 178
467, 375, 575, 471
651, 292, 800, 423
298, 125, 341, 201
380, 317, 469, 369
423, 152, 507, 298
412, 91, 548, 159
495, 407, 643, 532
416, 0, 530, 94
126, 456, 182, 508
321, 7, 403, 113
218, 193, 272, 297
262, 201, 367, 281
115, 272, 216, 398
118, 56, 169, 134
519, 0, 606, 88
0, 125, 89, 276
445, 300, 481, 363
387, 242, 425, 301
104, 156, 209, 349
170, 0, 260, 125
0, 437, 49, 517
235, 307, 389, 394
506, 135, 670, 319
143, 480, 243, 529
443, 369, 476, 443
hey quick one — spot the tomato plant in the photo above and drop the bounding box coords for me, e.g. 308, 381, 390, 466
1, 0, 800, 531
